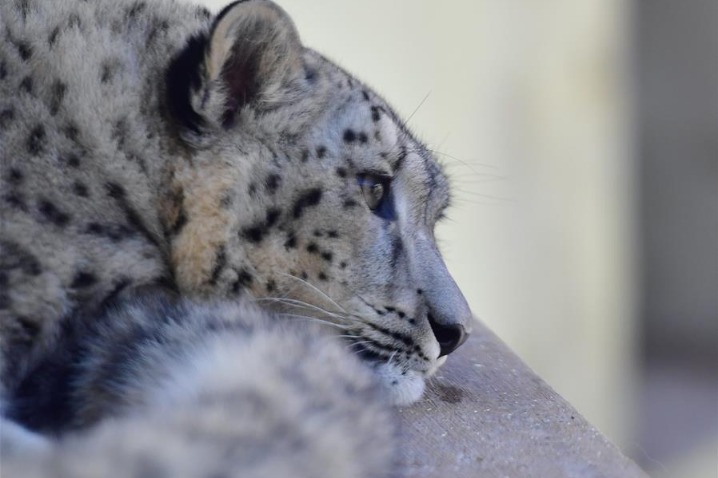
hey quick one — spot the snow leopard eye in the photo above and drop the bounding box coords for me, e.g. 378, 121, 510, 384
358, 173, 395, 220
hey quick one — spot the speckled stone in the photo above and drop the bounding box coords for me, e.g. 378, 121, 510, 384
398, 321, 648, 478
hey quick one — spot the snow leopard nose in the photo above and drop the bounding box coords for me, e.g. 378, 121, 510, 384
428, 313, 468, 357
412, 231, 474, 357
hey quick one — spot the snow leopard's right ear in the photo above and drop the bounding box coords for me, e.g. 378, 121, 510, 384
166, 0, 304, 145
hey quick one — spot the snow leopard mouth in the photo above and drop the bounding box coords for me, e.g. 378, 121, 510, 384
351, 340, 446, 376
349, 338, 447, 406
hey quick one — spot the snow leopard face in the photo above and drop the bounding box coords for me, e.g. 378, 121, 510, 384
0, 0, 472, 405
166, 1, 473, 404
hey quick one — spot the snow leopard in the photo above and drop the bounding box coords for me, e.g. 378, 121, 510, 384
0, 0, 474, 475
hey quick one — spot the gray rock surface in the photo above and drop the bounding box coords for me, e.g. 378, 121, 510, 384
398, 321, 649, 478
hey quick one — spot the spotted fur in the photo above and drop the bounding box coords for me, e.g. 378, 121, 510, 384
2, 293, 396, 478
1, 0, 473, 475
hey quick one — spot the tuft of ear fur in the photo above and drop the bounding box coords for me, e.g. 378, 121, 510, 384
166, 0, 303, 145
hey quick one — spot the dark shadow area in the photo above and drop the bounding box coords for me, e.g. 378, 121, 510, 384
635, 0, 718, 471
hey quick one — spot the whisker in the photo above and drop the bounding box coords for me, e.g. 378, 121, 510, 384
276, 313, 349, 330
255, 297, 352, 321
428, 149, 500, 172
448, 196, 502, 207
278, 272, 348, 314
447, 172, 509, 183
354, 293, 382, 313
256, 294, 357, 319
452, 189, 512, 202
346, 340, 375, 349
406, 90, 431, 125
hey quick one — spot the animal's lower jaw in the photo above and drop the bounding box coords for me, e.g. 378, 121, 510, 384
374, 356, 449, 406
373, 364, 426, 407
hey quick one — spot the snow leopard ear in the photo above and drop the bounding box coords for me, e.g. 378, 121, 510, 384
205, 0, 304, 118
166, 0, 303, 144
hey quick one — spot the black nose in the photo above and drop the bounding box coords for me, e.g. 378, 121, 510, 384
428, 314, 468, 357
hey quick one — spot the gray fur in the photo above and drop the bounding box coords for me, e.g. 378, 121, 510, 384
2, 295, 397, 477
1, 0, 473, 475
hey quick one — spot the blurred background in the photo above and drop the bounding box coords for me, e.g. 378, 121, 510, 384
197, 0, 717, 476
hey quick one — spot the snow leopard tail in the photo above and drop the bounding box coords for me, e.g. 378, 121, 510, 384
1, 294, 397, 478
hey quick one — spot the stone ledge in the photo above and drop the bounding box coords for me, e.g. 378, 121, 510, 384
398, 321, 648, 478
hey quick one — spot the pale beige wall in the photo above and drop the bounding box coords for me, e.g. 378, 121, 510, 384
192, 0, 637, 448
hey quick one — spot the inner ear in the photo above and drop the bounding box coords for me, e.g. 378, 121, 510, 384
219, 46, 261, 123
206, 0, 304, 124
